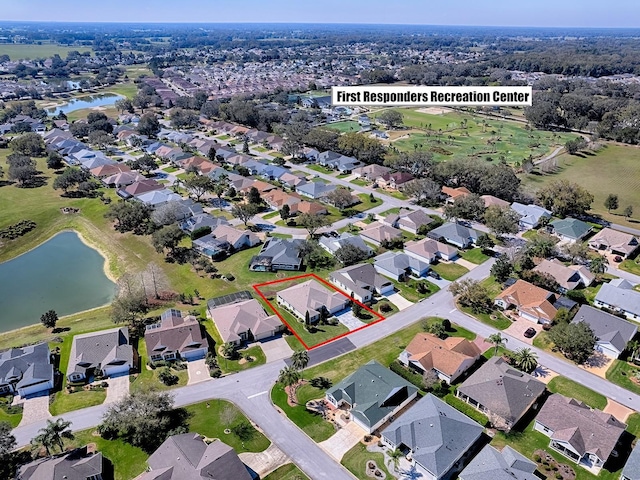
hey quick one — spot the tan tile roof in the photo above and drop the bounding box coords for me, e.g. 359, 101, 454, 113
406, 333, 481, 376
209, 299, 282, 343
442, 186, 471, 200
277, 279, 347, 318
496, 279, 557, 322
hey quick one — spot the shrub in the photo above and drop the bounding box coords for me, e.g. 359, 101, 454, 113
389, 361, 424, 390
379, 302, 393, 313
310, 377, 332, 389
191, 225, 212, 240
210, 368, 222, 378
158, 367, 178, 386
0, 219, 37, 240
224, 273, 235, 281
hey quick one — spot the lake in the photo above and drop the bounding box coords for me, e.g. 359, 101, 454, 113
0, 231, 116, 332
48, 93, 124, 115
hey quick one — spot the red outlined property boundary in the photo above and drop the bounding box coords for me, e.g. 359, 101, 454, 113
253, 273, 386, 350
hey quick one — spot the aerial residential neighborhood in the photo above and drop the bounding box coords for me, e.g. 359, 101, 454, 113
2, 3, 640, 480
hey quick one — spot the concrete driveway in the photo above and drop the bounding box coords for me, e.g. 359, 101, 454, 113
318, 422, 364, 461
187, 359, 211, 385
382, 292, 413, 311
17, 393, 51, 427
503, 318, 541, 345
259, 337, 293, 363
335, 309, 366, 331
604, 398, 635, 422
239, 444, 290, 478
105, 375, 130, 403
455, 257, 478, 270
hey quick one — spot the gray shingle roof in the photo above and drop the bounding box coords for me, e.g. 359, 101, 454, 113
382, 394, 483, 477
143, 434, 253, 480
0, 343, 53, 391
326, 361, 419, 430
459, 445, 537, 480
250, 238, 303, 270
331, 263, 393, 297
572, 305, 637, 354
18, 446, 103, 480
457, 357, 545, 425
595, 282, 640, 316
622, 442, 640, 480
374, 251, 429, 277
428, 222, 479, 246
68, 327, 133, 377
550, 217, 592, 240
145, 310, 207, 356
319, 232, 374, 256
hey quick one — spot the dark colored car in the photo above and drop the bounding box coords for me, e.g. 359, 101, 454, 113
614, 255, 623, 263
428, 270, 441, 280
524, 327, 536, 338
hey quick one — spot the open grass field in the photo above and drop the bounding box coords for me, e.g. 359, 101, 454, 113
0, 43, 92, 60
521, 143, 640, 228
324, 121, 361, 133
373, 107, 575, 164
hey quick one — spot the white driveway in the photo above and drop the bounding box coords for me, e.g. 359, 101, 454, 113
17, 393, 51, 427
455, 258, 478, 270
382, 291, 414, 311
105, 375, 130, 403
259, 337, 293, 363
318, 422, 364, 461
239, 444, 290, 478
187, 359, 211, 385
335, 309, 367, 331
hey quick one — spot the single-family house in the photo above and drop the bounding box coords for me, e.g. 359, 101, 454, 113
326, 360, 419, 433
427, 222, 479, 249
571, 305, 637, 358
193, 234, 232, 257
458, 445, 538, 480
548, 217, 593, 243
330, 263, 394, 303
136, 434, 253, 480
134, 189, 183, 208
180, 213, 229, 233
102, 171, 145, 188
67, 327, 135, 382
594, 280, 640, 321
18, 446, 105, 480
511, 203, 552, 230
495, 279, 558, 324
296, 180, 336, 200
456, 357, 546, 431
317, 151, 360, 172
208, 298, 283, 345
279, 172, 307, 189
381, 394, 484, 480
277, 279, 349, 322
144, 309, 208, 364
119, 179, 164, 198
442, 186, 471, 203
210, 224, 260, 250
359, 221, 404, 247
249, 238, 304, 272
353, 164, 391, 181
481, 195, 510, 208
374, 251, 430, 281
533, 259, 594, 292
588, 228, 640, 259
383, 208, 433, 235
90, 163, 131, 179
404, 237, 459, 263
319, 232, 374, 257
621, 443, 640, 480
377, 171, 415, 189
534, 394, 625, 470
0, 343, 54, 397
398, 333, 481, 384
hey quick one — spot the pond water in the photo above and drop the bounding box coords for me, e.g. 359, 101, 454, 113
0, 231, 116, 332
48, 93, 123, 115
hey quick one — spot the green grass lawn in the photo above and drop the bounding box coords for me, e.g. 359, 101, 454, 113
221, 345, 266, 373
162, 165, 179, 173
350, 178, 370, 187
342, 443, 392, 480
0, 397, 22, 428
443, 393, 489, 426
269, 232, 293, 239
216, 134, 231, 140
620, 257, 640, 276
352, 193, 379, 213
0, 43, 92, 60
392, 278, 440, 303
626, 413, 640, 437
324, 121, 361, 133
337, 172, 351, 178
270, 302, 350, 349
459, 305, 512, 330
379, 207, 401, 216
606, 360, 640, 396
460, 248, 490, 265
520, 143, 640, 229
547, 376, 607, 410
263, 463, 310, 480
431, 261, 469, 281
71, 429, 148, 480
129, 339, 188, 394
261, 210, 281, 220
184, 399, 270, 453
253, 146, 269, 152
307, 164, 335, 175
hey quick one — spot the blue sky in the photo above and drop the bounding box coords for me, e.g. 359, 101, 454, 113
3, 0, 639, 27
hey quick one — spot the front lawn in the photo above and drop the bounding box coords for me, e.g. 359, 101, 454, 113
392, 278, 440, 303
350, 178, 369, 187
460, 248, 490, 265
547, 376, 607, 410
307, 164, 335, 175
129, 340, 188, 394
0, 397, 22, 427
221, 345, 266, 373
342, 443, 392, 480
606, 360, 640, 396
619, 258, 640, 276
271, 303, 350, 349
264, 464, 309, 480
184, 399, 270, 453
261, 210, 280, 220
431, 261, 469, 281
162, 165, 179, 173
459, 305, 512, 330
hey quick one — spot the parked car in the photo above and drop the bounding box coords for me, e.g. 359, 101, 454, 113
524, 327, 536, 338
427, 270, 441, 280
614, 255, 623, 263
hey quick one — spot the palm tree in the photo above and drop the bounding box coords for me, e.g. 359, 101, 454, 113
388, 448, 404, 472
32, 418, 74, 455
486, 333, 508, 356
220, 342, 236, 359
278, 366, 301, 403
513, 348, 538, 373
291, 350, 309, 372
589, 255, 609, 277
627, 340, 640, 363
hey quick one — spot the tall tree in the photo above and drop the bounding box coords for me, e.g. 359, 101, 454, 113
297, 213, 330, 237
40, 310, 58, 330
537, 180, 594, 217
483, 205, 520, 237
604, 194, 619, 213
151, 225, 185, 257
486, 333, 508, 356
291, 350, 309, 372
491, 255, 514, 283
513, 348, 538, 373
32, 418, 74, 455
377, 109, 403, 128
183, 173, 214, 202
278, 366, 301, 403
137, 113, 160, 137
231, 203, 259, 227
548, 321, 597, 364
589, 255, 609, 278
449, 279, 492, 313
624, 205, 634, 220
443, 194, 486, 221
